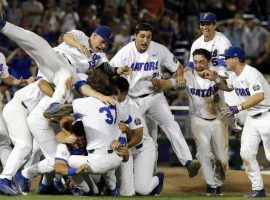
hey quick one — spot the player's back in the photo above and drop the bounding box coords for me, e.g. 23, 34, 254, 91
72, 97, 121, 151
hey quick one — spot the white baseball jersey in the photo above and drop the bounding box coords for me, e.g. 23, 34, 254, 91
0, 52, 10, 80
183, 69, 226, 119
119, 97, 153, 148
109, 41, 180, 97
227, 65, 270, 116
54, 30, 108, 74
55, 143, 87, 163
188, 31, 231, 69
72, 97, 130, 150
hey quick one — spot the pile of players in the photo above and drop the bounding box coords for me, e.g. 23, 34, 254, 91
0, 8, 268, 198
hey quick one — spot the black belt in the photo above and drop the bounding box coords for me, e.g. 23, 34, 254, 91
21, 101, 28, 109
135, 143, 143, 149
252, 109, 270, 118
138, 93, 151, 98
202, 118, 216, 121
88, 149, 113, 154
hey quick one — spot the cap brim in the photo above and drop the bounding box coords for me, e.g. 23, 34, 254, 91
199, 20, 216, 23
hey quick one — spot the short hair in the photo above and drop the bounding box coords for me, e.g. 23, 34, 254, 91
87, 68, 116, 96
135, 23, 153, 34
111, 76, 129, 93
72, 121, 85, 137
192, 48, 212, 61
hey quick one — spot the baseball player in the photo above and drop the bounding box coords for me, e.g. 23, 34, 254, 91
0, 69, 40, 196
55, 116, 98, 196
14, 73, 89, 194
0, 11, 131, 120
208, 46, 270, 197
109, 22, 200, 177
152, 48, 229, 195
188, 12, 247, 129
67, 70, 130, 175
107, 76, 162, 196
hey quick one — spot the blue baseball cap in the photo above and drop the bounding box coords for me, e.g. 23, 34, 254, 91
94, 25, 113, 44
199, 12, 217, 23
221, 46, 246, 60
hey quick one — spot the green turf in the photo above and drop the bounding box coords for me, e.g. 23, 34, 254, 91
0, 194, 270, 200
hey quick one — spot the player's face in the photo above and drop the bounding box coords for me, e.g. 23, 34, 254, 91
75, 136, 87, 148
116, 89, 127, 102
193, 54, 210, 73
89, 33, 107, 52
224, 57, 236, 71
134, 31, 152, 53
200, 22, 216, 40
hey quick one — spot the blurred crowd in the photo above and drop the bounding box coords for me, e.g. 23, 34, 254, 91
0, 0, 270, 109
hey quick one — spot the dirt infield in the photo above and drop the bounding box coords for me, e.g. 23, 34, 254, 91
30, 167, 270, 195
162, 167, 270, 195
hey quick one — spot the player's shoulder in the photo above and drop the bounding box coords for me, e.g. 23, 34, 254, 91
191, 35, 204, 46
57, 143, 68, 151
244, 65, 262, 77
0, 52, 5, 60
215, 32, 231, 43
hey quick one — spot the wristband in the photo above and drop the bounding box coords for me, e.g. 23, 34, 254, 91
214, 76, 221, 84
237, 104, 243, 111
68, 168, 76, 175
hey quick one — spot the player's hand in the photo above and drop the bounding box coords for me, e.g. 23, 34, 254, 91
119, 122, 128, 133
176, 75, 186, 86
117, 65, 133, 78
175, 66, 186, 86
76, 164, 90, 174
66, 134, 77, 144
151, 78, 162, 90
115, 146, 129, 162
98, 95, 118, 106
203, 70, 218, 81
110, 140, 122, 150
78, 44, 91, 58
184, 66, 192, 72
19, 76, 35, 86
221, 105, 242, 117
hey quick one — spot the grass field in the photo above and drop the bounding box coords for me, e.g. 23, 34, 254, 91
0, 194, 267, 200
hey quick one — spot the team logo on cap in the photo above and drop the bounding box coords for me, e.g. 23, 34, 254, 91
203, 13, 209, 19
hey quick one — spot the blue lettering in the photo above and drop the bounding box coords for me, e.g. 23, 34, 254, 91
144, 62, 149, 71
234, 88, 250, 96
191, 88, 195, 94
149, 62, 155, 70
155, 61, 158, 69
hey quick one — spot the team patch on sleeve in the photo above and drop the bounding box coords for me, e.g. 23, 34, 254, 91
252, 84, 261, 91
134, 118, 141, 125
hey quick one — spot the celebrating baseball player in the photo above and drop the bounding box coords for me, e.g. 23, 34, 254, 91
188, 12, 247, 130
152, 48, 229, 196
0, 7, 131, 120
205, 46, 270, 197
109, 22, 200, 177
112, 76, 163, 196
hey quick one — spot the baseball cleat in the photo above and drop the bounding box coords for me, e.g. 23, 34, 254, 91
43, 102, 73, 119
186, 160, 201, 178
206, 185, 216, 196
244, 189, 266, 198
70, 187, 87, 196
216, 186, 223, 196
0, 178, 19, 196
53, 180, 66, 194
108, 187, 120, 196
37, 183, 54, 194
15, 171, 30, 194
153, 172, 164, 196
